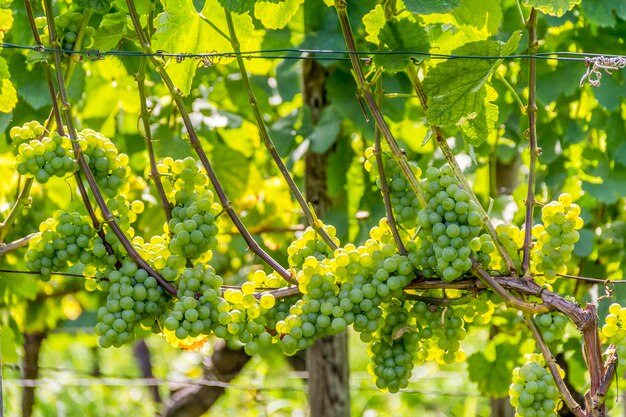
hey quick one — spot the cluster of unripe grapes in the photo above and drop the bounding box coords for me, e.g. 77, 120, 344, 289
413, 165, 487, 282
601, 303, 626, 358
95, 261, 166, 348
38, 10, 95, 50
509, 356, 561, 417
364, 148, 422, 229
25, 211, 95, 280
10, 122, 76, 183
535, 312, 567, 345
78, 129, 130, 198
531, 194, 583, 284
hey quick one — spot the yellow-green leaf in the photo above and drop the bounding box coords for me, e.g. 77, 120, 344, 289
254, 0, 303, 29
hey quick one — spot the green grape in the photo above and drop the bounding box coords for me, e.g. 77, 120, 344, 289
411, 165, 484, 282
364, 147, 422, 230
77, 129, 130, 198
531, 194, 583, 285
601, 303, 626, 359
168, 191, 221, 260
11, 123, 77, 182
534, 312, 568, 345
367, 303, 419, 392
96, 262, 167, 348
156, 157, 209, 203
509, 356, 561, 417
25, 211, 96, 280
287, 224, 339, 268
411, 301, 467, 365
162, 264, 223, 339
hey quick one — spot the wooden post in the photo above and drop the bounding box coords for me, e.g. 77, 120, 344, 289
303, 56, 350, 417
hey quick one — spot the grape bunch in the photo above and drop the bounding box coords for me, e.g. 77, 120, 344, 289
509, 356, 561, 417
601, 303, 626, 358
156, 157, 209, 202
456, 290, 500, 325
168, 191, 221, 260
531, 193, 584, 284
10, 123, 76, 183
412, 165, 486, 282
411, 301, 467, 364
287, 224, 339, 268
535, 312, 568, 345
162, 264, 223, 340
95, 262, 167, 348
494, 223, 524, 273
39, 10, 95, 50
78, 129, 130, 198
25, 211, 96, 280
368, 303, 419, 392
364, 147, 422, 229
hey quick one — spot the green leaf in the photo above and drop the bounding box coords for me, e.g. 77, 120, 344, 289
152, 0, 254, 95
460, 95, 498, 147
583, 166, 626, 205
254, 0, 303, 29
363, 4, 385, 44
574, 228, 594, 258
451, 0, 502, 39
376, 14, 430, 72
405, 0, 460, 14
309, 104, 342, 153
468, 342, 520, 397
423, 32, 521, 126
74, 0, 111, 14
219, 0, 256, 13
93, 11, 126, 52
211, 142, 250, 198
523, 0, 580, 17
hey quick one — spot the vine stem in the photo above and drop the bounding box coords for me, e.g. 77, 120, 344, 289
406, 65, 519, 278
0, 233, 36, 256
125, 0, 294, 285
524, 316, 586, 417
372, 74, 406, 255
137, 57, 172, 222
42, 0, 176, 296
223, 10, 337, 251
522, 9, 539, 277
333, 0, 426, 209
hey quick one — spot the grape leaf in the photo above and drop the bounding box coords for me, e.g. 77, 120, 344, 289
74, 0, 111, 14
211, 142, 250, 198
581, 0, 626, 28
460, 91, 498, 146
363, 4, 385, 44
468, 344, 522, 397
452, 0, 502, 39
254, 0, 303, 29
93, 11, 126, 52
152, 0, 253, 95
308, 104, 342, 154
523, 0, 580, 17
422, 32, 521, 127
405, 0, 460, 14
583, 166, 626, 204
376, 14, 430, 72
219, 0, 256, 13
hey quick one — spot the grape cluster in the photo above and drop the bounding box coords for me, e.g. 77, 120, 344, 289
411, 301, 467, 364
95, 262, 166, 348
456, 291, 500, 325
531, 193, 583, 284
10, 123, 76, 183
535, 312, 567, 345
601, 303, 626, 358
40, 10, 95, 50
368, 303, 419, 392
78, 129, 130, 198
162, 264, 223, 340
364, 148, 422, 229
168, 191, 221, 259
509, 357, 561, 417
25, 211, 96, 280
413, 165, 485, 282
494, 223, 523, 273
156, 157, 209, 202
287, 225, 339, 268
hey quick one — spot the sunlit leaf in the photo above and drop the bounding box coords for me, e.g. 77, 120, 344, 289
523, 0, 580, 17
74, 0, 111, 14
376, 14, 430, 72
254, 0, 303, 29
405, 0, 460, 14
